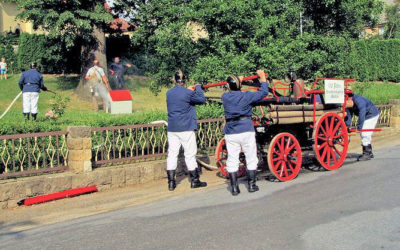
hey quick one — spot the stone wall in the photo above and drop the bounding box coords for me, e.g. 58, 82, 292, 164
0, 159, 168, 209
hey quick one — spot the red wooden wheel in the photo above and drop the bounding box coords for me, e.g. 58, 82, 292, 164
267, 133, 302, 182
215, 139, 246, 178
313, 112, 349, 170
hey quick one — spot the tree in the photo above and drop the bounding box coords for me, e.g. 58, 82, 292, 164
385, 3, 400, 39
10, 0, 113, 74
302, 0, 383, 38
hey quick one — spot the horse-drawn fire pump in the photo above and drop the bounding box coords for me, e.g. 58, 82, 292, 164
201, 71, 381, 181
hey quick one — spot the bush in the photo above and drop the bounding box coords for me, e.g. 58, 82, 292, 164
17, 33, 80, 74
348, 39, 400, 82
0, 44, 18, 73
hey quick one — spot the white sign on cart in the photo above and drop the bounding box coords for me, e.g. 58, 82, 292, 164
324, 80, 345, 104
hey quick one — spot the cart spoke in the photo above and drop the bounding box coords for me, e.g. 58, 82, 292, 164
272, 157, 281, 162
320, 125, 328, 136
287, 143, 296, 152
317, 135, 328, 141
329, 117, 335, 134
332, 121, 342, 135
283, 162, 289, 177
331, 149, 338, 164
321, 146, 328, 161
318, 142, 328, 150
287, 161, 295, 173
333, 145, 342, 156
333, 132, 345, 139
326, 148, 331, 165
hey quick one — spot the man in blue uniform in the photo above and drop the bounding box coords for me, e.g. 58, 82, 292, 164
109, 57, 131, 90
345, 93, 379, 161
222, 70, 269, 196
166, 70, 207, 191
18, 62, 48, 120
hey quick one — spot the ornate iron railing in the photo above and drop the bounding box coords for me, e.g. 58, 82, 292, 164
351, 105, 392, 128
0, 131, 69, 178
92, 118, 225, 166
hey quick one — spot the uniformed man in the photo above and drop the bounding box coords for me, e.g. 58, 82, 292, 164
345, 93, 379, 161
85, 59, 111, 112
109, 57, 131, 90
166, 70, 207, 191
222, 70, 269, 196
18, 62, 48, 121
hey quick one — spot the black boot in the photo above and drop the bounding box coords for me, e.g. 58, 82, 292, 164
228, 172, 240, 196
23, 113, 30, 120
167, 170, 176, 191
32, 113, 37, 121
358, 145, 372, 161
368, 144, 374, 158
247, 170, 259, 193
189, 170, 207, 188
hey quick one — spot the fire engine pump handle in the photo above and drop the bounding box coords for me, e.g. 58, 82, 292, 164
202, 74, 268, 89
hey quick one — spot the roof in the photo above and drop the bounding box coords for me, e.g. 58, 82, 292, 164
104, 2, 137, 32
109, 90, 133, 101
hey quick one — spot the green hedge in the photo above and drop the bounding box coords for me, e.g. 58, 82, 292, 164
348, 39, 400, 82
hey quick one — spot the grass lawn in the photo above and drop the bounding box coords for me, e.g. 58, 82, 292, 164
0, 74, 168, 115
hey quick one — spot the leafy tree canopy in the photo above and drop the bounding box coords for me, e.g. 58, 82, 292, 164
118, 0, 383, 85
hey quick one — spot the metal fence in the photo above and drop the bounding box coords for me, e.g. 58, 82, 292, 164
351, 105, 392, 128
91, 118, 225, 166
0, 131, 69, 178
0, 105, 392, 176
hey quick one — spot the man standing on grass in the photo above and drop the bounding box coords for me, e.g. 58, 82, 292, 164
18, 62, 48, 121
85, 59, 111, 112
166, 70, 207, 191
109, 57, 131, 90
0, 57, 7, 80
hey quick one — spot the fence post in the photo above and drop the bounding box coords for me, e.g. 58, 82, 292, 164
67, 126, 93, 173
389, 99, 400, 128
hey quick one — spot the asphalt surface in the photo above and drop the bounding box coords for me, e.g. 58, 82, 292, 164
1, 145, 399, 250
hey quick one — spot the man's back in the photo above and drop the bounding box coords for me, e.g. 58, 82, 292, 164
19, 69, 44, 92
167, 85, 205, 132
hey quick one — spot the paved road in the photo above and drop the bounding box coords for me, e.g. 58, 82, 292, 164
1, 146, 400, 250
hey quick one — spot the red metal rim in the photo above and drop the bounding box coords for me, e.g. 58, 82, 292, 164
215, 139, 246, 178
313, 112, 349, 170
267, 133, 302, 182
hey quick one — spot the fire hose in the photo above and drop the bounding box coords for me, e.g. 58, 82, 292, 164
0, 92, 22, 120
0, 89, 57, 120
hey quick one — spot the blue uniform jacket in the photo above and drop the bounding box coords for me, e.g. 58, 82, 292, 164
18, 69, 46, 93
110, 63, 127, 77
167, 85, 206, 132
345, 94, 379, 130
222, 82, 269, 135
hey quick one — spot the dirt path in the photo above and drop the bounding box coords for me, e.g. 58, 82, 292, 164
0, 128, 399, 234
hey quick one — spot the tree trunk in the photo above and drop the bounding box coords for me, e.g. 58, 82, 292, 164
76, 25, 108, 101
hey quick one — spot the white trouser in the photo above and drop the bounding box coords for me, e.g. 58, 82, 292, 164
225, 132, 258, 173
22, 92, 39, 114
360, 115, 379, 146
94, 82, 111, 112
167, 131, 198, 171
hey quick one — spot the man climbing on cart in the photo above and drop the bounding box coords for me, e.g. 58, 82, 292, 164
345, 92, 379, 161
222, 70, 269, 196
